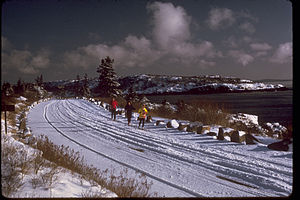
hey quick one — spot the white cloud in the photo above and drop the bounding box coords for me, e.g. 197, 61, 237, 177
63, 2, 220, 70
250, 43, 272, 51
31, 49, 50, 69
147, 1, 191, 49
171, 40, 222, 59
1, 37, 51, 75
63, 35, 162, 69
239, 22, 256, 34
19, 66, 39, 75
124, 35, 151, 51
206, 8, 235, 30
207, 8, 258, 35
228, 50, 254, 66
2, 36, 13, 51
270, 42, 292, 64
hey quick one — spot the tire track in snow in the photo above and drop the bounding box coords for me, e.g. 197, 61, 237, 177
65, 99, 292, 189
43, 101, 205, 197
59, 99, 291, 195
46, 100, 264, 196
42, 99, 292, 196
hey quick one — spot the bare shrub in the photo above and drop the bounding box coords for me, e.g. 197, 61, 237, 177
30, 175, 43, 189
35, 135, 84, 173
106, 169, 156, 197
40, 162, 62, 188
33, 135, 156, 197
32, 151, 46, 174
81, 188, 107, 198
1, 135, 25, 197
180, 100, 230, 126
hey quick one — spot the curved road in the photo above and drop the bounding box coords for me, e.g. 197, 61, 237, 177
27, 99, 293, 197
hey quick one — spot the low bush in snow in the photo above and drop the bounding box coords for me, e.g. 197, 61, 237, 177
1, 134, 26, 196
34, 135, 156, 197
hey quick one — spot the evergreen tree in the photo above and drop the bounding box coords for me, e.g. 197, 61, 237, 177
83, 73, 88, 88
96, 56, 121, 97
35, 74, 44, 86
14, 78, 26, 94
75, 74, 81, 96
83, 73, 91, 97
1, 82, 14, 96
125, 86, 139, 102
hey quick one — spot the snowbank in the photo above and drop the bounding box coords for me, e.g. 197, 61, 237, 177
1, 98, 117, 198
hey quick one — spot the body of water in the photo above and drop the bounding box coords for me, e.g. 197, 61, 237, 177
147, 80, 293, 127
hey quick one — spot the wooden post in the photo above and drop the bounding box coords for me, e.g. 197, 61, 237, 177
4, 110, 7, 134
1, 105, 15, 134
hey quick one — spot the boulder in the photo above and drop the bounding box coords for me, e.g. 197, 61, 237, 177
245, 133, 260, 145
217, 127, 224, 140
116, 110, 123, 115
187, 124, 198, 132
196, 126, 203, 134
100, 101, 104, 107
146, 115, 153, 123
156, 120, 165, 126
178, 123, 188, 131
267, 139, 292, 151
201, 126, 211, 134
230, 130, 241, 143
207, 132, 217, 136
166, 119, 179, 128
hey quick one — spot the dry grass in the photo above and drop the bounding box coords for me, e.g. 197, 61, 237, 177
1, 134, 26, 196
94, 95, 231, 127
34, 135, 156, 197
150, 99, 231, 127
1, 93, 156, 197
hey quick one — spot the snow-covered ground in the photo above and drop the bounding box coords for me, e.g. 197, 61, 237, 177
1, 99, 116, 198
27, 99, 293, 197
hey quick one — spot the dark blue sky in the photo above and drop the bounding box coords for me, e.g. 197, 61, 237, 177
2, 0, 292, 83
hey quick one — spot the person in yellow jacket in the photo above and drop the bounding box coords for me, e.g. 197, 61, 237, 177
138, 104, 148, 129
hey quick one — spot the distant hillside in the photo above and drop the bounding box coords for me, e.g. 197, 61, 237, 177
43, 74, 288, 97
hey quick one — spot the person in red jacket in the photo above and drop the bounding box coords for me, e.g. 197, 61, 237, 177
111, 97, 118, 121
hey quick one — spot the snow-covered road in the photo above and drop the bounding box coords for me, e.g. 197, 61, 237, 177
27, 99, 293, 197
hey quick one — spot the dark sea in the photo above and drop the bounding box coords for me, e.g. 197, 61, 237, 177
147, 80, 293, 127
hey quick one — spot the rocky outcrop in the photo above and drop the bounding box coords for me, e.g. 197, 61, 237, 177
196, 126, 203, 134
244, 133, 260, 145
267, 139, 292, 151
230, 130, 241, 143
201, 126, 211, 134
207, 132, 217, 136
167, 120, 179, 129
217, 127, 224, 140
155, 120, 165, 126
178, 123, 188, 131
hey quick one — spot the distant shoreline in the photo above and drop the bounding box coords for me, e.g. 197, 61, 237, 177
143, 86, 290, 96
254, 79, 292, 82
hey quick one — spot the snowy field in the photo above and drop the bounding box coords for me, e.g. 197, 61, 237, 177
27, 99, 293, 197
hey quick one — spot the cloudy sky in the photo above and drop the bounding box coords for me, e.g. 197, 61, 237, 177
2, 0, 292, 83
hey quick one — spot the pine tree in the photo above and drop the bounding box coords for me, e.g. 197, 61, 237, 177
83, 73, 91, 97
96, 56, 121, 97
14, 78, 26, 94
2, 82, 14, 96
125, 86, 139, 102
35, 74, 44, 86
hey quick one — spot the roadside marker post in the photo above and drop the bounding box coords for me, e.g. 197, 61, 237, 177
1, 105, 15, 134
